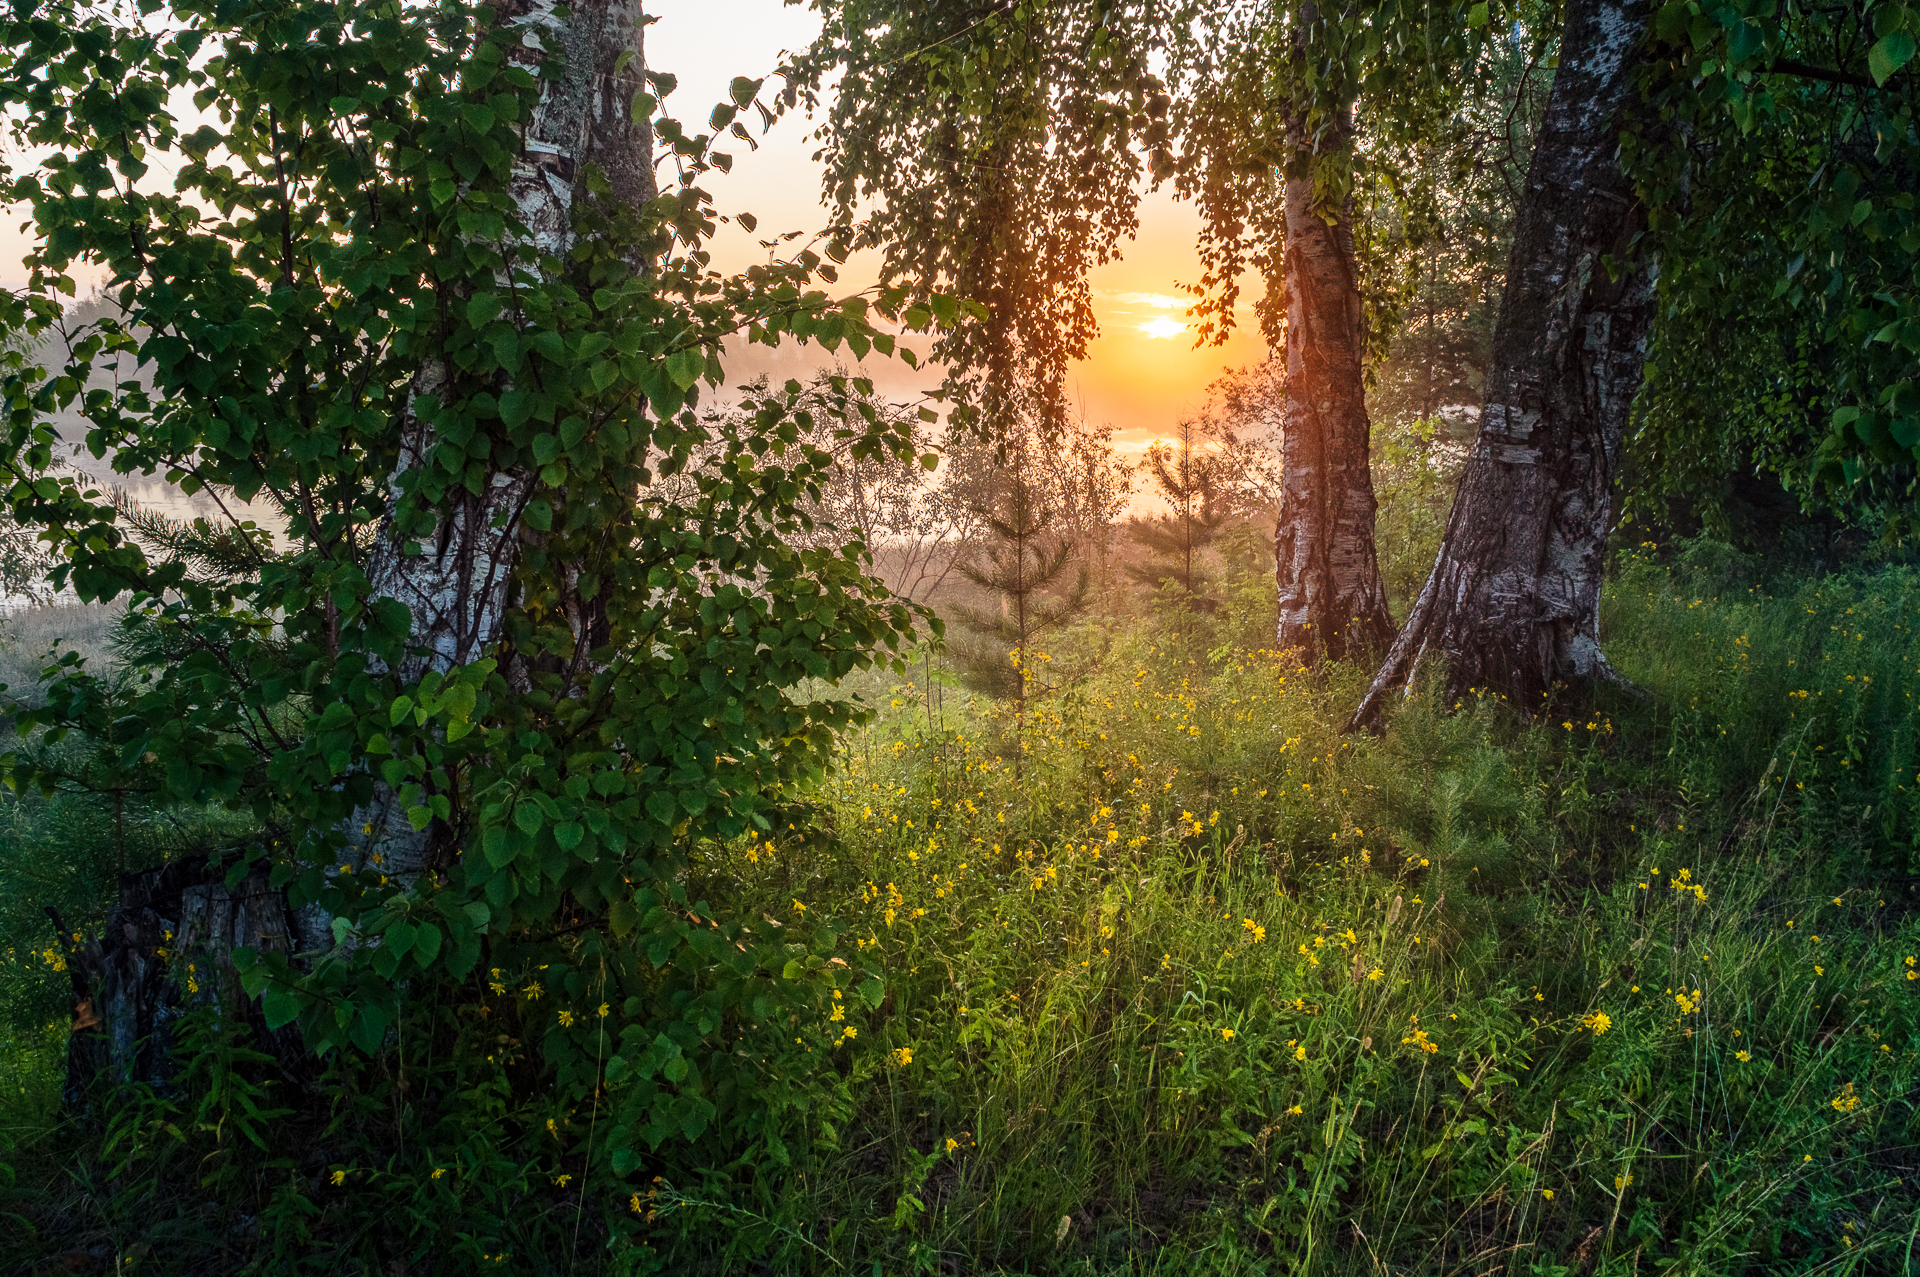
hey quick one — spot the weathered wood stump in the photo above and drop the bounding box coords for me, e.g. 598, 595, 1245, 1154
50, 853, 315, 1112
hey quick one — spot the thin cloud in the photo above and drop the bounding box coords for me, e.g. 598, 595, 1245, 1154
1104, 290, 1188, 309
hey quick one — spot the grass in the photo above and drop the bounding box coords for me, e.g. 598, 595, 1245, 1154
1, 543, 1918, 1274
643, 541, 1920, 1274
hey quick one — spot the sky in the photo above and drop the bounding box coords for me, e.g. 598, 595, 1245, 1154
0, 0, 1275, 458
648, 0, 1271, 456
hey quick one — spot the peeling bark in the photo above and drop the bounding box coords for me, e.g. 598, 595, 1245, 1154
353, 0, 656, 878
1347, 0, 1654, 731
1272, 4, 1395, 666
1273, 129, 1395, 663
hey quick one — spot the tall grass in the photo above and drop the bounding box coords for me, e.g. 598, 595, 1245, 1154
1, 546, 1917, 1274
645, 543, 1920, 1274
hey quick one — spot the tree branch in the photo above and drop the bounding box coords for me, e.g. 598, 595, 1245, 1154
1761, 59, 1877, 90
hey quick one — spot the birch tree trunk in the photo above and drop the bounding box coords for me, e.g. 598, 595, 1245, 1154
349, 0, 655, 881
65, 0, 655, 1098
1346, 0, 1653, 731
1272, 114, 1396, 664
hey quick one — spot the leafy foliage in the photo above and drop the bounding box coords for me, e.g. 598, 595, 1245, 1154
795, 0, 1173, 431
0, 0, 969, 1189
1165, 0, 1528, 353
1635, 0, 1920, 519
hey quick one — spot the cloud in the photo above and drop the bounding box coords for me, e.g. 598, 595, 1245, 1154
1104, 291, 1188, 309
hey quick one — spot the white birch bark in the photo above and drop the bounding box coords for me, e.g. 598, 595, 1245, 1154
1347, 0, 1655, 730
342, 0, 655, 886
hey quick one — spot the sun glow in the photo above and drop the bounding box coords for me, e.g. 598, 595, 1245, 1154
1138, 316, 1186, 339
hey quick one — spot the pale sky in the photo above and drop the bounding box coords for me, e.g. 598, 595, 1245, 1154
0, 0, 1273, 455
648, 0, 1270, 453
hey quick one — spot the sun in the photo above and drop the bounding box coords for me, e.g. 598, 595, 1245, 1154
1138, 316, 1186, 340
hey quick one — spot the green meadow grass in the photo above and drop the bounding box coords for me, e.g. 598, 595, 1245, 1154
1, 545, 1916, 1274
649, 546, 1920, 1274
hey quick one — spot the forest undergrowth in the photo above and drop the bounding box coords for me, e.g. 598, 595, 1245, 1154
2, 539, 1919, 1275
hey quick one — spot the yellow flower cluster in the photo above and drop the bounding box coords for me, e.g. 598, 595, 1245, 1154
1667, 867, 1708, 903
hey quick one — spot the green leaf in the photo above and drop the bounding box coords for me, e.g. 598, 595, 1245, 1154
610, 897, 639, 937
1868, 31, 1914, 85
1655, 1, 1692, 43
466, 293, 503, 327
483, 827, 516, 866
349, 1001, 390, 1054
665, 349, 704, 390
858, 976, 885, 1008
523, 500, 553, 533
499, 388, 533, 427
411, 923, 443, 968
261, 985, 301, 1031
1467, 1, 1489, 24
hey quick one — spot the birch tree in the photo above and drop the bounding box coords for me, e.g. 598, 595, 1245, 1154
1, 0, 952, 1159
805, 0, 1508, 664
1349, 0, 1657, 727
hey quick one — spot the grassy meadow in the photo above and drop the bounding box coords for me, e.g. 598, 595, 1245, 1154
1, 539, 1918, 1274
